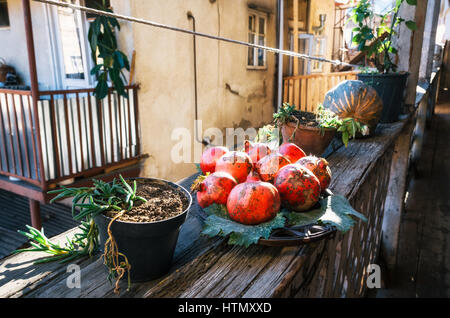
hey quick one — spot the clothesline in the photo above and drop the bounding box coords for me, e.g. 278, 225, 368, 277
33, 0, 363, 69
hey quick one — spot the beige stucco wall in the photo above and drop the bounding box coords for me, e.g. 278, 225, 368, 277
0, 0, 56, 89
112, 0, 278, 182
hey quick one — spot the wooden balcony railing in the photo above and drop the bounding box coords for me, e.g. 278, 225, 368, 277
0, 85, 141, 191
283, 71, 358, 113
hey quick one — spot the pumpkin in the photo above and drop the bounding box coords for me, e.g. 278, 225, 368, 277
322, 80, 383, 135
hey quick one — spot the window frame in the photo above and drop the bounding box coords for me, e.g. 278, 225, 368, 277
0, 0, 10, 29
247, 9, 268, 70
311, 35, 327, 73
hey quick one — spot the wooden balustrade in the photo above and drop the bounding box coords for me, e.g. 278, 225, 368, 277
0, 85, 141, 189
283, 71, 358, 113
0, 89, 40, 186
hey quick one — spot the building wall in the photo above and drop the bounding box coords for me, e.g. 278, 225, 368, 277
0, 0, 56, 89
282, 0, 335, 76
112, 0, 278, 182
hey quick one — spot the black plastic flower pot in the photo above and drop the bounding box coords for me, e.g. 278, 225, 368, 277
357, 72, 408, 123
94, 178, 192, 282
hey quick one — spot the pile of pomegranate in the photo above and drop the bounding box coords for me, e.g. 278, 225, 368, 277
195, 141, 332, 225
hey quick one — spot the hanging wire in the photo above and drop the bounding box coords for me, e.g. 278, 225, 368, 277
34, 0, 362, 69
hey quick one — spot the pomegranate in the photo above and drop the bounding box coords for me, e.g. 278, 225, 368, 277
215, 151, 253, 183
227, 171, 280, 225
274, 164, 321, 212
244, 140, 271, 165
255, 152, 291, 183
296, 156, 332, 191
193, 171, 238, 208
278, 142, 306, 163
200, 146, 229, 174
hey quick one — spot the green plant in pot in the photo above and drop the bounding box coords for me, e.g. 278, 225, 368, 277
349, 0, 417, 123
15, 176, 192, 294
274, 103, 368, 155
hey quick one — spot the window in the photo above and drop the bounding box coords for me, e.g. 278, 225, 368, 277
288, 32, 313, 75
311, 36, 327, 73
56, 0, 87, 80
247, 10, 267, 69
0, 0, 10, 28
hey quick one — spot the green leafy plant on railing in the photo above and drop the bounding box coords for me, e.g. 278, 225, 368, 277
349, 0, 417, 73
273, 103, 367, 147
88, 0, 130, 99
14, 175, 146, 294
273, 103, 297, 127
315, 104, 368, 147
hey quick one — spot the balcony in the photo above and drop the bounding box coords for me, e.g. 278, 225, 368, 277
0, 85, 144, 227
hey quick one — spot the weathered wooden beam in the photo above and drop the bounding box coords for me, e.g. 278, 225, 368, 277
381, 117, 415, 271
419, 0, 441, 80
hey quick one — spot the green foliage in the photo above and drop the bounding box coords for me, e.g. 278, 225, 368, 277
282, 194, 367, 233
273, 103, 296, 127
88, 1, 130, 99
201, 204, 286, 247
316, 104, 369, 147
201, 195, 367, 246
349, 0, 417, 73
254, 124, 280, 150
48, 176, 147, 221
14, 221, 99, 264
15, 175, 145, 282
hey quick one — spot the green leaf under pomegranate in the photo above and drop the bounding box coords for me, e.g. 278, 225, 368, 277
283, 195, 367, 232
201, 204, 286, 247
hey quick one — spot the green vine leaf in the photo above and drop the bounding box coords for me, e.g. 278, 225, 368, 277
88, 3, 130, 100
201, 204, 286, 247
405, 20, 417, 31
283, 195, 367, 233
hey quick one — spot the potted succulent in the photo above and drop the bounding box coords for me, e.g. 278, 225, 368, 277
15, 175, 192, 294
349, 0, 417, 123
274, 103, 368, 155
275, 103, 336, 156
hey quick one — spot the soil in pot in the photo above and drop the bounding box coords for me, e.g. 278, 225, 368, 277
95, 178, 192, 284
104, 180, 190, 222
281, 110, 336, 157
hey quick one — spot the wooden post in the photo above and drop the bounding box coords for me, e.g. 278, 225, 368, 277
404, 0, 428, 106
293, 0, 299, 75
419, 0, 441, 80
22, 0, 46, 228
29, 199, 42, 230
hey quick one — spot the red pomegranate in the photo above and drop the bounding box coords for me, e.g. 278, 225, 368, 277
296, 156, 332, 191
255, 152, 291, 183
215, 151, 253, 183
274, 164, 321, 212
193, 171, 238, 208
278, 142, 306, 163
244, 140, 271, 165
227, 171, 280, 225
200, 146, 229, 174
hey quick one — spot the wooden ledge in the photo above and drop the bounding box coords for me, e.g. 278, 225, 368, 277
0, 119, 410, 298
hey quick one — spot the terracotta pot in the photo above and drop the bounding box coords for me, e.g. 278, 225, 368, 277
281, 122, 336, 157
